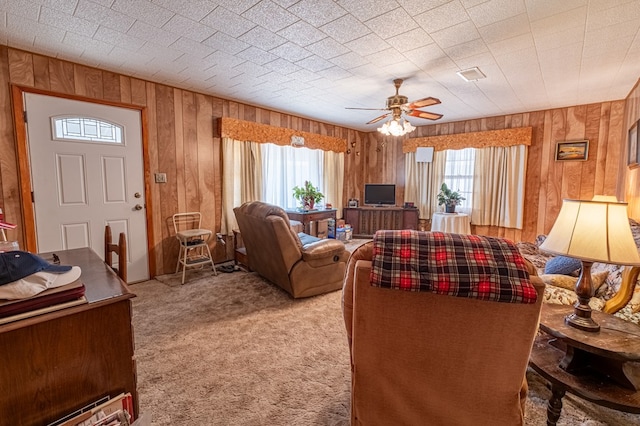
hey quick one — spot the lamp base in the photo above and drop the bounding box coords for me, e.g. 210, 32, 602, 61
565, 311, 600, 332
563, 260, 600, 332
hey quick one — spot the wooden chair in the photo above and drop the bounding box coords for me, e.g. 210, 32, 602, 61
105, 225, 127, 282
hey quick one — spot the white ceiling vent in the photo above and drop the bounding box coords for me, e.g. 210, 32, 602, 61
457, 67, 486, 82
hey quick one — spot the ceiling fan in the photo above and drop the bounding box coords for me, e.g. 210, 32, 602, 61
346, 78, 443, 125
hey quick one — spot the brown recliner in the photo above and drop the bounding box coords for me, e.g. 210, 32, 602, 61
342, 232, 544, 426
233, 201, 350, 298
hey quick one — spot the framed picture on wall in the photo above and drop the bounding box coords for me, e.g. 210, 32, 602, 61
555, 140, 589, 161
629, 120, 639, 169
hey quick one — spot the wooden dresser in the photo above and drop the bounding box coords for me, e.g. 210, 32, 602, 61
343, 207, 419, 237
0, 248, 137, 425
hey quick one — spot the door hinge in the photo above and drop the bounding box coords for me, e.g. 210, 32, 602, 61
31, 191, 34, 202
23, 111, 27, 123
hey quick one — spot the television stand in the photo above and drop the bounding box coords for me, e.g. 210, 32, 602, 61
343, 207, 419, 237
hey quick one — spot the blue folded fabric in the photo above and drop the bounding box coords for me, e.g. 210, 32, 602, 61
298, 233, 322, 246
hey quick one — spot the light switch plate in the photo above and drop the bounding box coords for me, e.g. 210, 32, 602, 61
155, 173, 167, 183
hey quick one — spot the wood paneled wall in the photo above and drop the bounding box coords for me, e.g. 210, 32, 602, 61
349, 102, 627, 243
389, 103, 627, 242
624, 79, 640, 219
0, 46, 365, 275
0, 45, 635, 275
343, 132, 407, 205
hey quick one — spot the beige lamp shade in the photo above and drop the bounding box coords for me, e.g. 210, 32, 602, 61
540, 198, 640, 266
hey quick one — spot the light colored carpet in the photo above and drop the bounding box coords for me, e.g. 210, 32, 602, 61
130, 243, 640, 425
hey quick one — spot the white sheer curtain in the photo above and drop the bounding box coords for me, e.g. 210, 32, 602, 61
221, 137, 262, 234
471, 145, 528, 229
442, 148, 475, 216
405, 145, 526, 228
261, 143, 324, 210
404, 150, 446, 219
323, 150, 345, 218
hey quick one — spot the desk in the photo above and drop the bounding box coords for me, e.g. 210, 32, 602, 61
0, 248, 138, 425
285, 209, 337, 236
529, 304, 640, 425
431, 212, 471, 234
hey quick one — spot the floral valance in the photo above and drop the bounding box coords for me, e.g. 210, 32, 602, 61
219, 117, 346, 152
403, 127, 532, 153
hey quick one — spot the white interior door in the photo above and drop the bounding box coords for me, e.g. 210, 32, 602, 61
25, 93, 149, 282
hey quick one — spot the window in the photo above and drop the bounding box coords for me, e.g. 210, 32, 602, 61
52, 116, 123, 144
261, 144, 324, 209
443, 148, 475, 213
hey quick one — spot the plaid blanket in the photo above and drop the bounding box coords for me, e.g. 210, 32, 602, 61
370, 230, 538, 304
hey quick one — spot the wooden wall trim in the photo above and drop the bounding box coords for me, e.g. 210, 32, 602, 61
220, 117, 347, 152
403, 126, 533, 152
10, 85, 36, 251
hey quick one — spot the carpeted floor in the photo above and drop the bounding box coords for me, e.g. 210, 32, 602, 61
130, 243, 640, 425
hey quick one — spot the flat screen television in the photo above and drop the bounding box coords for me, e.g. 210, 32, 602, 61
364, 184, 396, 206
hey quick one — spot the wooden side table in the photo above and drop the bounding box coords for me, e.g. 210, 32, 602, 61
233, 229, 250, 271
529, 304, 640, 425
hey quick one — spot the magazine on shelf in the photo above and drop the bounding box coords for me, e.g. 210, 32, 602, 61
50, 393, 134, 426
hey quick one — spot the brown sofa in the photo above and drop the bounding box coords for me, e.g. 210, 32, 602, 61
342, 232, 545, 426
233, 201, 349, 298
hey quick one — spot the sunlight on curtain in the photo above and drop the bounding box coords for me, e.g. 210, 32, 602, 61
404, 150, 446, 219
221, 137, 263, 234
471, 145, 527, 229
443, 148, 475, 215
262, 144, 324, 210
323, 150, 344, 218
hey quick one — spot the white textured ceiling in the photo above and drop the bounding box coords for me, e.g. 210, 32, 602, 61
1, 0, 639, 131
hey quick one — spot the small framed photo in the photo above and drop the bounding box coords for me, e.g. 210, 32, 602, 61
555, 140, 589, 161
629, 120, 639, 168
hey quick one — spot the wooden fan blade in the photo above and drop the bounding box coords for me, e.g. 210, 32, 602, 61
408, 110, 443, 120
345, 107, 388, 111
367, 113, 391, 124
408, 97, 441, 109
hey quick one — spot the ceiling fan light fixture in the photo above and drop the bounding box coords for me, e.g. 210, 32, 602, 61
457, 66, 486, 82
377, 117, 415, 137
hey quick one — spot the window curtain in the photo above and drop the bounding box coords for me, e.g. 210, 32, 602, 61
323, 150, 345, 218
261, 144, 324, 210
471, 145, 527, 229
443, 148, 475, 216
221, 137, 263, 234
404, 150, 446, 219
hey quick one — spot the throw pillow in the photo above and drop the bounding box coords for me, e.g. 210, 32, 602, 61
544, 256, 582, 275
540, 271, 609, 296
543, 285, 606, 311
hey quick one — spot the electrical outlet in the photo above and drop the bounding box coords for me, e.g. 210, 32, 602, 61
154, 173, 167, 183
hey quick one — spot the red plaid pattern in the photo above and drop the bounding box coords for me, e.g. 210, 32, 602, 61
370, 230, 538, 304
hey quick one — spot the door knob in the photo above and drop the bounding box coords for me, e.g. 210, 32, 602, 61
134, 204, 143, 210
134, 192, 141, 198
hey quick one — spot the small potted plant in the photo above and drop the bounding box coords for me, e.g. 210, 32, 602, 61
292, 181, 324, 211
437, 183, 465, 213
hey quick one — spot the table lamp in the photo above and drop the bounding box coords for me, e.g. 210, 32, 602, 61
540, 196, 640, 332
